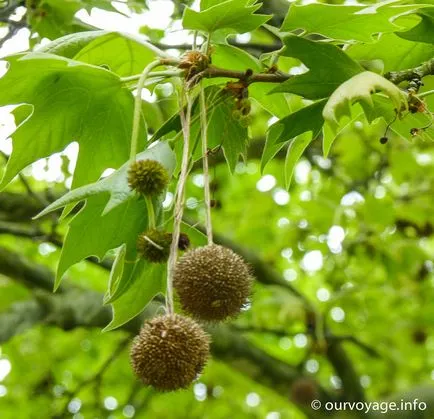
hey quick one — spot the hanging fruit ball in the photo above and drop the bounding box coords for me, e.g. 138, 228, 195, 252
173, 244, 253, 321
130, 314, 210, 391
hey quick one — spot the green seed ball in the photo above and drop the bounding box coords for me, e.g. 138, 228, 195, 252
130, 314, 210, 391
128, 159, 169, 196
173, 244, 253, 321
239, 115, 252, 128
137, 229, 172, 263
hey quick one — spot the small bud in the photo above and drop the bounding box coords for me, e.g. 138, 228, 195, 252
178, 233, 191, 251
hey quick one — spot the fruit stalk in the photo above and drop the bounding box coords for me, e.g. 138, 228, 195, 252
130, 60, 163, 163
200, 85, 213, 245
166, 90, 193, 314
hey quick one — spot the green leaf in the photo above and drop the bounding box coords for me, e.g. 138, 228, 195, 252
57, 194, 149, 290
261, 99, 327, 170
36, 30, 108, 58
250, 84, 300, 118
0, 53, 142, 189
27, 0, 83, 39
322, 71, 408, 127
322, 109, 364, 157
398, 8, 434, 44
73, 32, 165, 76
271, 35, 363, 99
281, 1, 418, 43
284, 132, 312, 189
348, 32, 434, 72
206, 94, 249, 172
182, 0, 271, 34
104, 253, 150, 305
103, 261, 166, 331
153, 89, 248, 172
106, 244, 127, 301
35, 142, 176, 218
105, 221, 207, 306
34, 143, 175, 290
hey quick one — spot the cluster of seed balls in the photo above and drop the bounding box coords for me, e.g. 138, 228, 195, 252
127, 159, 253, 391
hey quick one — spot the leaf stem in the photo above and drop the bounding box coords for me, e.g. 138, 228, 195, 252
419, 89, 434, 98
129, 60, 164, 163
166, 90, 193, 314
121, 70, 184, 83
200, 85, 213, 245
145, 196, 156, 229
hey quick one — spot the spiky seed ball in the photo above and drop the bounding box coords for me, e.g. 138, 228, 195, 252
137, 229, 172, 263
173, 244, 253, 321
130, 314, 210, 391
128, 159, 169, 196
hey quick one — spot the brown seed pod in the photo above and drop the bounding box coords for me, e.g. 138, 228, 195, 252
130, 314, 210, 392
128, 159, 169, 197
173, 244, 253, 321
137, 229, 172, 263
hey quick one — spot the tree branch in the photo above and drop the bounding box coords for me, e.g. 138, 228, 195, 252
385, 58, 434, 84
202, 65, 291, 84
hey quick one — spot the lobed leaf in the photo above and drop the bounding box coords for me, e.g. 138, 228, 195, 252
182, 0, 271, 34
322, 71, 408, 127
0, 53, 143, 189
271, 36, 363, 99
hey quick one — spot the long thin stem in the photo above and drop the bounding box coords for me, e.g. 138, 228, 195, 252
129, 60, 163, 163
145, 196, 156, 229
121, 70, 184, 83
166, 90, 193, 314
199, 85, 213, 245
419, 89, 434, 99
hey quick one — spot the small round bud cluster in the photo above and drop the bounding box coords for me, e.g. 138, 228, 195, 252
128, 159, 169, 197
130, 314, 210, 391
137, 229, 171, 263
173, 244, 252, 321
178, 51, 210, 81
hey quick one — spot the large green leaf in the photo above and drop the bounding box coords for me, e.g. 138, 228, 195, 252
398, 7, 434, 44
323, 71, 408, 127
38, 31, 165, 76
271, 36, 363, 99
182, 0, 271, 34
0, 53, 142, 189
73, 32, 165, 76
348, 33, 434, 72
36, 30, 108, 58
281, 1, 422, 43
